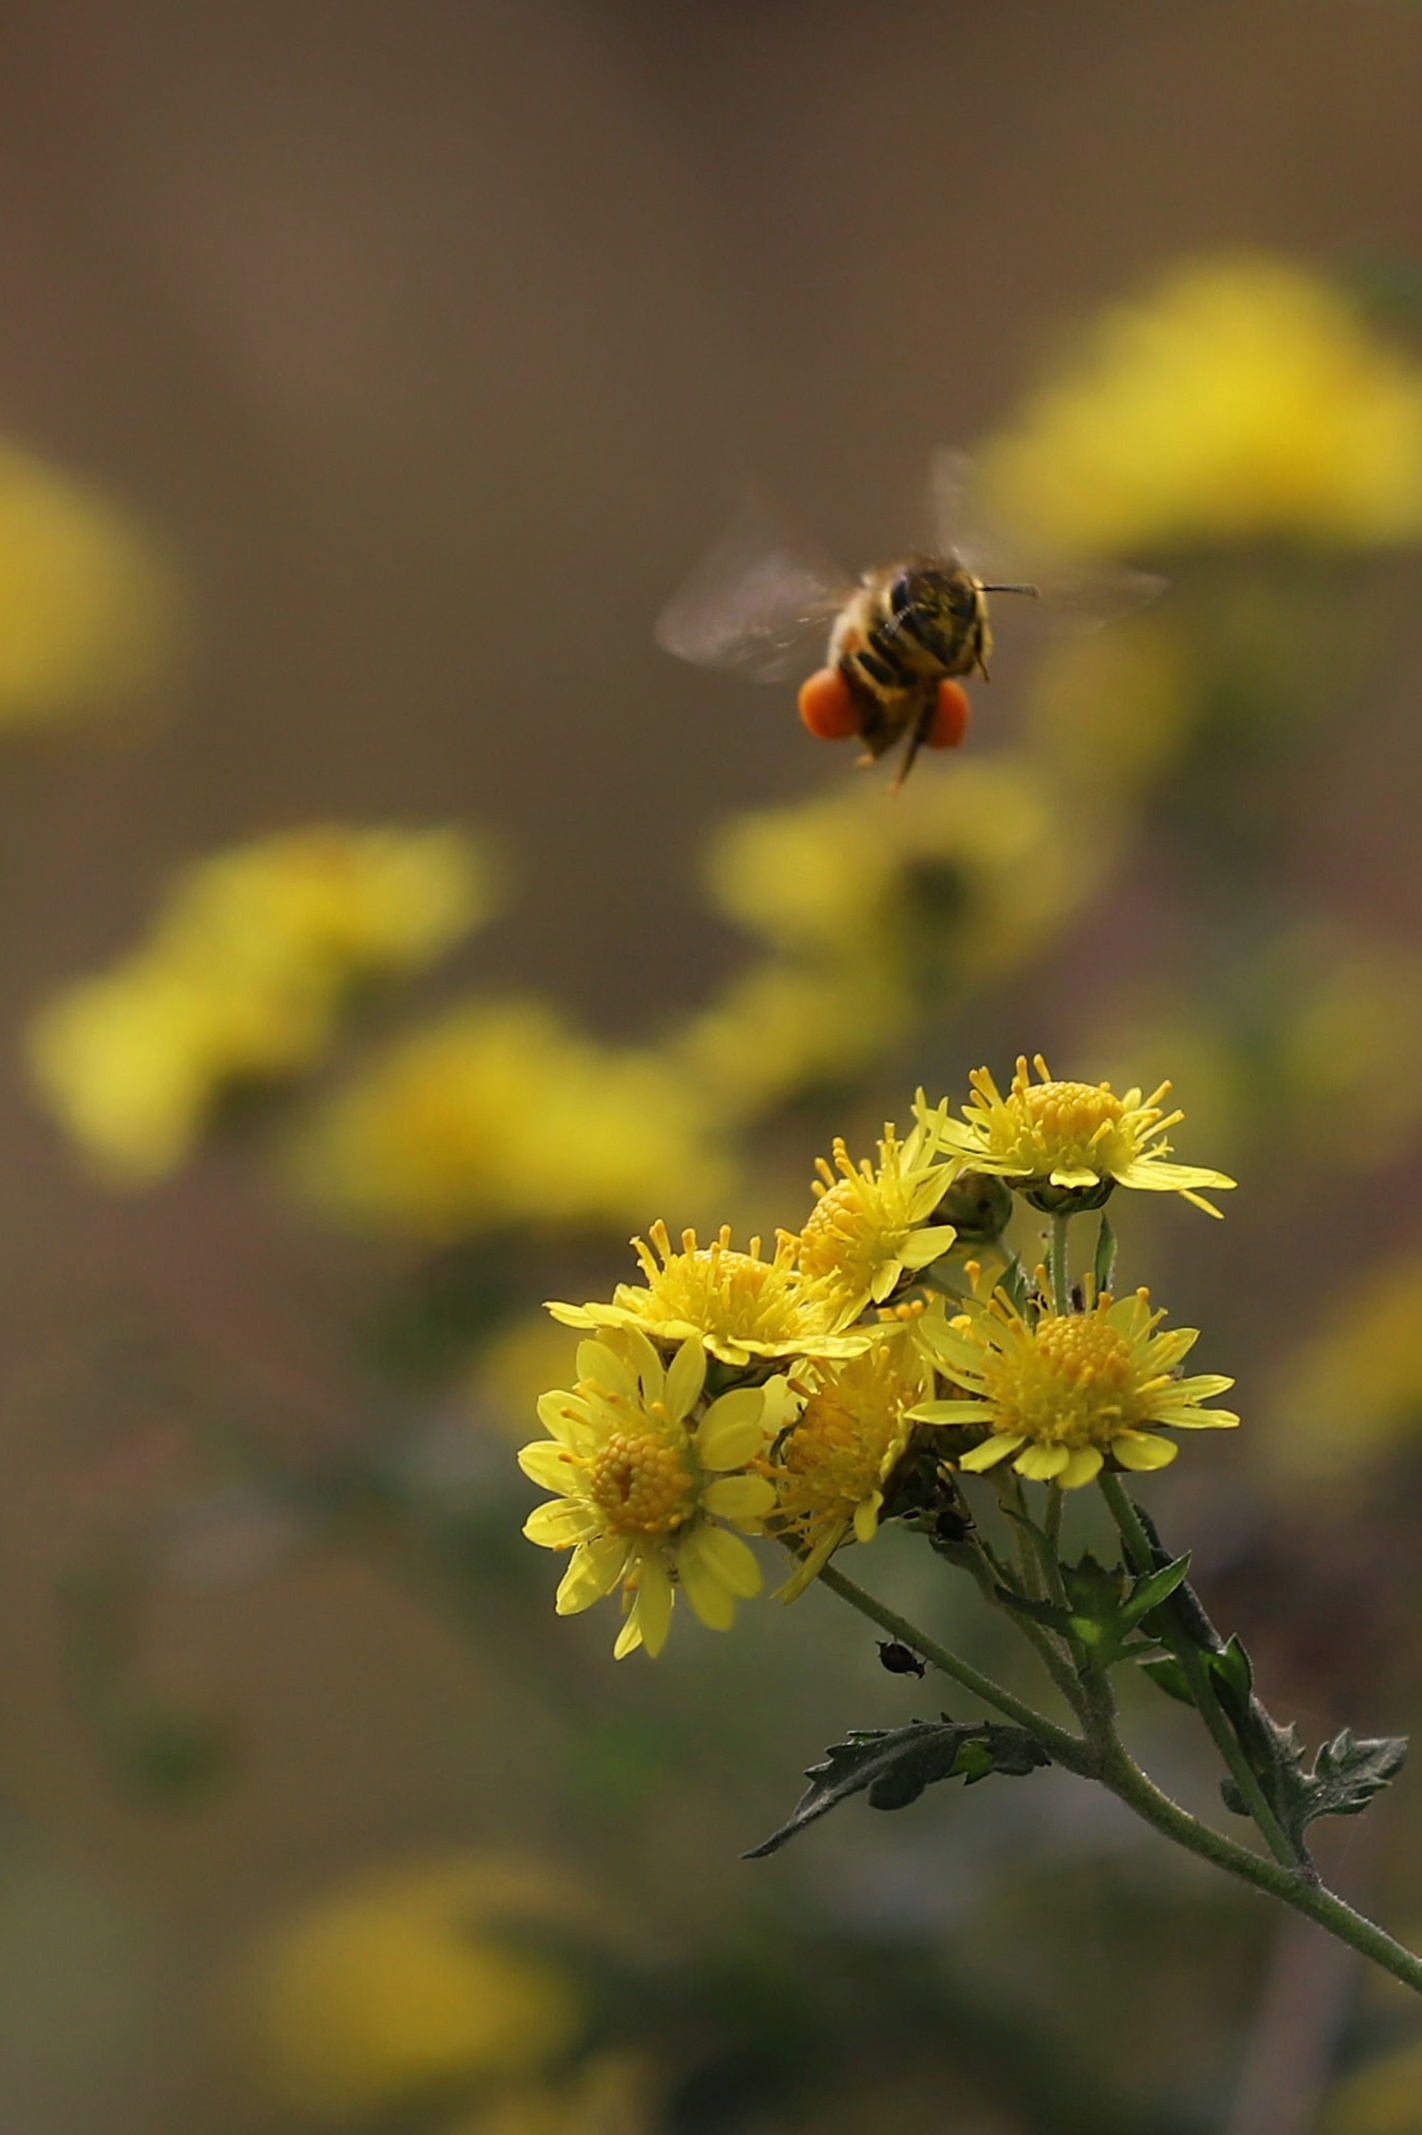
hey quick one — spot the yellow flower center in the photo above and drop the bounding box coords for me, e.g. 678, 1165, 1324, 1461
798, 1175, 904, 1289
777, 1350, 916, 1526
628, 1221, 831, 1346
981, 1311, 1153, 1448
999, 1079, 1129, 1174
588, 1428, 695, 1536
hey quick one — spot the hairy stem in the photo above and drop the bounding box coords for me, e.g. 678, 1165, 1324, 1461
1050, 1211, 1072, 1316
819, 1563, 1422, 1997
817, 1561, 1085, 1766
1098, 1472, 1301, 1870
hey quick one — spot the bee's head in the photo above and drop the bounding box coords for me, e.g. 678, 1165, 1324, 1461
893, 561, 981, 629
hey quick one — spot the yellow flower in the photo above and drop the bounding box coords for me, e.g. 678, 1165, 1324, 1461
797, 1122, 958, 1316
27, 824, 492, 1184
771, 1337, 935, 1598
519, 1325, 789, 1656
914, 1288, 1238, 1489
921, 1054, 1235, 1215
548, 1220, 869, 1368
976, 253, 1422, 555
247, 1855, 592, 2119
293, 1003, 727, 1240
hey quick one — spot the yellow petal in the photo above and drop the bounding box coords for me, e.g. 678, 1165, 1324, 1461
682, 1522, 762, 1600
697, 1387, 768, 1470
524, 1499, 599, 1546
957, 1433, 1026, 1471
679, 1551, 737, 1631
1057, 1447, 1104, 1488
852, 1493, 883, 1544
634, 1555, 674, 1655
535, 1390, 593, 1446
664, 1336, 707, 1424
555, 1536, 628, 1612
701, 1474, 776, 1524
517, 1440, 581, 1490
576, 1339, 638, 1403
1014, 1442, 1071, 1481
613, 1607, 643, 1659
1112, 1431, 1179, 1472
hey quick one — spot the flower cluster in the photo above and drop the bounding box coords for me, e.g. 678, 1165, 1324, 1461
520, 1058, 1237, 1654
28, 824, 492, 1182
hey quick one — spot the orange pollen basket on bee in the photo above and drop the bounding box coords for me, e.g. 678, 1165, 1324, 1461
927, 680, 971, 750
797, 667, 860, 741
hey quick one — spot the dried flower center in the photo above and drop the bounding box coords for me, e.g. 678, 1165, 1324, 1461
588, 1430, 695, 1536
981, 1313, 1151, 1448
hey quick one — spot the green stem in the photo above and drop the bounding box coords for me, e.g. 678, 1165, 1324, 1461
1050, 1212, 1071, 1316
819, 1564, 1422, 1997
817, 1561, 1085, 1767
1098, 1472, 1301, 1871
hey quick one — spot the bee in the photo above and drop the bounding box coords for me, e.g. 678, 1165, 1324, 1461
656, 451, 1159, 787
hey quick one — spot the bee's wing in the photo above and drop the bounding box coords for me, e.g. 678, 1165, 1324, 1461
655, 500, 854, 684
927, 445, 1166, 633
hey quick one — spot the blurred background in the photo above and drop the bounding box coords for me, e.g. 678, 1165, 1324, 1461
4, 3, 1422, 2130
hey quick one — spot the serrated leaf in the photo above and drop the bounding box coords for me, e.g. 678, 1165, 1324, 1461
744, 1718, 1049, 1858
1060, 1553, 1128, 1622
1296, 1729, 1408, 1824
1121, 1554, 1191, 1627
994, 1585, 1074, 1635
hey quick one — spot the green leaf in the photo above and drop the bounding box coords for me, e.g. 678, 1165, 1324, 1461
744, 1718, 1050, 1858
1121, 1554, 1192, 1628
1302, 1729, 1409, 1821
1141, 1655, 1194, 1704
994, 1585, 1075, 1635
1060, 1552, 1128, 1622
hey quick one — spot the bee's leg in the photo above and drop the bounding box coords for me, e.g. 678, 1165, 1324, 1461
891, 697, 936, 791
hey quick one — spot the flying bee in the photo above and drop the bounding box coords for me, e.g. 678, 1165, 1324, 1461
656, 451, 1161, 787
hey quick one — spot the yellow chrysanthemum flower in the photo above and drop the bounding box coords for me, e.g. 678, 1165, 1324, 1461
771, 1337, 935, 1599
913, 1288, 1238, 1489
977, 253, 1422, 555
293, 1003, 726, 1241
920, 1054, 1235, 1215
797, 1122, 959, 1317
28, 825, 492, 1184
519, 1325, 790, 1657
549, 1220, 870, 1368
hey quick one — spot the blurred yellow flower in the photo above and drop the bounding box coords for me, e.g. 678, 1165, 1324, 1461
673, 959, 906, 1124
977, 254, 1422, 554
295, 1001, 726, 1239
914, 1287, 1238, 1489
28, 825, 492, 1183
1324, 2039, 1422, 2135
520, 1325, 784, 1656
1271, 1255, 1422, 1479
447, 2054, 654, 2135
248, 1855, 593, 2120
1021, 613, 1195, 804
549, 1220, 869, 1367
772, 1336, 934, 1598
705, 755, 1097, 987
0, 438, 177, 721
473, 1314, 582, 1441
